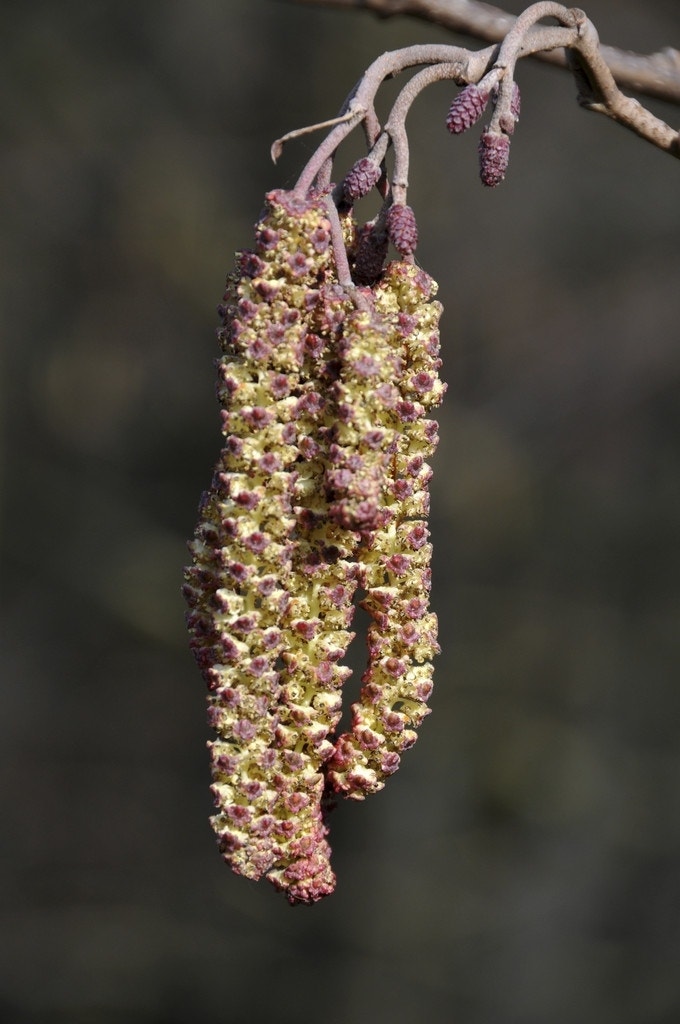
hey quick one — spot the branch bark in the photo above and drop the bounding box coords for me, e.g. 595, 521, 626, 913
272, 3, 679, 166
275, 0, 680, 105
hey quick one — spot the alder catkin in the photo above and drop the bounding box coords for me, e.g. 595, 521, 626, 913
386, 203, 419, 256
343, 156, 382, 201
186, 179, 445, 900
478, 130, 511, 187
446, 83, 490, 134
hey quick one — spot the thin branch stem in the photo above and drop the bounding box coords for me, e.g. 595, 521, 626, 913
271, 108, 364, 164
294, 44, 476, 191
568, 17, 678, 152
489, 2, 582, 135
274, 0, 680, 105
324, 196, 354, 286
495, 2, 580, 68
385, 63, 470, 201
276, 5, 678, 176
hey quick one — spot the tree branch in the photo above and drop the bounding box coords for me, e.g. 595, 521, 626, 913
272, 3, 679, 171
275, 0, 680, 105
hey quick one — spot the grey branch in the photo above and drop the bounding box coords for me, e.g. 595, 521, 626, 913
273, 3, 678, 173
275, 0, 680, 105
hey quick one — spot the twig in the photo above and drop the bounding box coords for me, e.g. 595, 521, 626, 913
273, 4, 678, 168
293, 44, 476, 193
274, 0, 680, 105
271, 108, 365, 163
385, 63, 468, 200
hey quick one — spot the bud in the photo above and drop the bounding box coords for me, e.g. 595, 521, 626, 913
445, 83, 490, 134
386, 203, 418, 256
343, 156, 381, 201
478, 130, 511, 187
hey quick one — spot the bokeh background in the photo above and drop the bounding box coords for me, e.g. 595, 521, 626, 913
2, 1, 680, 1021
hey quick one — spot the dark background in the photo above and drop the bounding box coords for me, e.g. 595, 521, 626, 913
2, 1, 680, 1021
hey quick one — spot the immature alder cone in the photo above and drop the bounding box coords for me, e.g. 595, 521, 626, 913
478, 129, 511, 187
446, 83, 490, 135
386, 203, 419, 257
184, 189, 445, 903
343, 156, 382, 201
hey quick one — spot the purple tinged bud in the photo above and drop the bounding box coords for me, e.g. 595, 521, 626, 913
234, 490, 260, 510
259, 749, 277, 770
392, 479, 412, 500
232, 614, 257, 634
386, 204, 418, 257
415, 679, 434, 702
363, 429, 385, 449
257, 576, 277, 597
446, 83, 490, 134
242, 531, 269, 553
479, 130, 511, 187
343, 157, 382, 201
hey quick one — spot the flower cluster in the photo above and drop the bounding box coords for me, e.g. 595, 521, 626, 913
184, 189, 445, 903
327, 261, 444, 797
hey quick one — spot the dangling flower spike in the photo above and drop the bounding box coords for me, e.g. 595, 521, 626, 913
185, 0, 680, 903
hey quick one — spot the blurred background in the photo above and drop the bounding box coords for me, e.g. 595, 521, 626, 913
1, 1, 680, 1021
